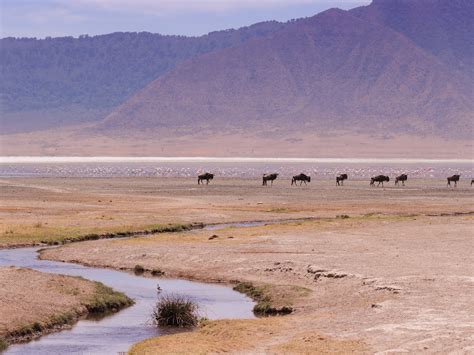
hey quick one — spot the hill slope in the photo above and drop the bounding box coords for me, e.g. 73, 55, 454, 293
1, 0, 472, 156
0, 22, 284, 133
351, 0, 474, 80
98, 6, 472, 139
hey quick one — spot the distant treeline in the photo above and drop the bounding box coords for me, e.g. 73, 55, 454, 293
0, 22, 284, 113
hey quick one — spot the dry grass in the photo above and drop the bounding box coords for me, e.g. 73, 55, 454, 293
129, 318, 285, 354
2, 177, 471, 249
0, 222, 197, 247
129, 318, 367, 354
270, 331, 368, 354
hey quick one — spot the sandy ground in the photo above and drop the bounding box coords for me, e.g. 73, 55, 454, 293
0, 267, 97, 339
1, 177, 472, 246
1, 177, 473, 353
1, 127, 472, 158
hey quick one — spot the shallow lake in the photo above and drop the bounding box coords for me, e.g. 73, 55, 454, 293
0, 156, 472, 179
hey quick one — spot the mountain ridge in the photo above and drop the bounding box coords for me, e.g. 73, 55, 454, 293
97, 5, 472, 139
0, 0, 472, 156
0, 21, 286, 132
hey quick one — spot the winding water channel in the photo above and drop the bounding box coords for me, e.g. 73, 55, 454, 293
0, 224, 260, 354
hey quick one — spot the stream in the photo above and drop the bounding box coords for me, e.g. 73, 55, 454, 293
0, 223, 262, 354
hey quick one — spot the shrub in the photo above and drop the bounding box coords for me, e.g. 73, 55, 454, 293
32, 322, 43, 332
152, 295, 199, 328
133, 265, 145, 274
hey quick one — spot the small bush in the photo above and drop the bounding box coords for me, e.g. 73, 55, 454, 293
336, 215, 350, 219
32, 322, 43, 332
0, 338, 8, 351
233, 282, 265, 300
153, 295, 199, 328
133, 265, 145, 274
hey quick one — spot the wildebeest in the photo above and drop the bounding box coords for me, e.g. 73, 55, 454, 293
262, 173, 278, 186
198, 173, 214, 185
336, 174, 348, 186
471, 179, 474, 186
291, 173, 311, 186
370, 175, 390, 187
447, 174, 460, 187
395, 174, 408, 186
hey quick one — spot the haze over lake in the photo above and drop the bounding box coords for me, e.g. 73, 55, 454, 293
0, 157, 471, 179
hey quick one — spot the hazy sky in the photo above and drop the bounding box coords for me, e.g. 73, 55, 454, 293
1, 0, 370, 38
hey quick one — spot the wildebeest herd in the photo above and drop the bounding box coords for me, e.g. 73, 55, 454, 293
198, 172, 471, 187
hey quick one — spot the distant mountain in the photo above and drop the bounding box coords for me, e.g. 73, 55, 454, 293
1, 0, 472, 156
351, 0, 474, 80
98, 3, 473, 139
0, 21, 284, 133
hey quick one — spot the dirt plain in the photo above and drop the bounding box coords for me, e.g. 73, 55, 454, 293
2, 127, 472, 159
1, 177, 473, 353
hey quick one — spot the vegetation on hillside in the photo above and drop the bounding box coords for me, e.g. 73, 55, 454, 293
0, 22, 283, 115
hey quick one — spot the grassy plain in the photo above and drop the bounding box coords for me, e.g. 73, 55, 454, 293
0, 267, 132, 349
1, 177, 473, 353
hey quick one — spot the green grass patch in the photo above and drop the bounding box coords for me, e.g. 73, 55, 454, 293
233, 282, 294, 316
7, 311, 74, 340
0, 222, 203, 247
46, 311, 75, 327
86, 282, 134, 313
0, 338, 8, 351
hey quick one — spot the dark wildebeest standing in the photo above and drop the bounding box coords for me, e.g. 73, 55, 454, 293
471, 179, 474, 186
336, 174, 348, 186
370, 175, 390, 187
395, 174, 408, 186
198, 173, 214, 185
291, 173, 311, 186
447, 175, 460, 187
262, 173, 278, 186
